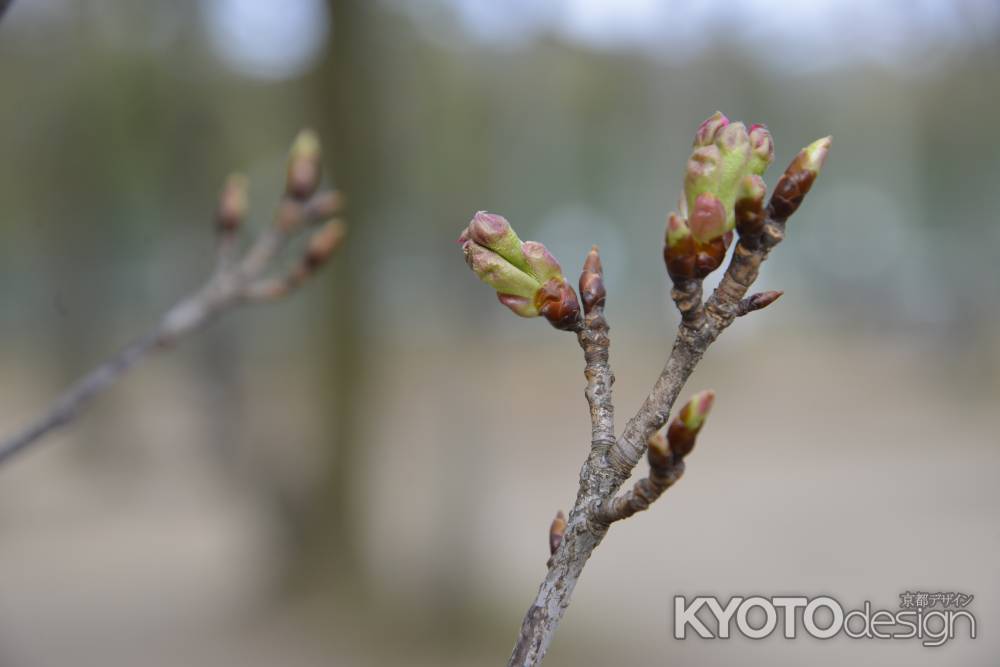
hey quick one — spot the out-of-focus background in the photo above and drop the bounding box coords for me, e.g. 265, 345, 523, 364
1, 1, 998, 665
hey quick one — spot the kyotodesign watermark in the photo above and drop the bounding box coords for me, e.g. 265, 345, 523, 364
674, 593, 976, 647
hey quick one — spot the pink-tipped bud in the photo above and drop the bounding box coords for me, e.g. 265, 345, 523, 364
463, 242, 539, 300
468, 210, 512, 246
286, 129, 322, 200
666, 390, 715, 459
459, 212, 582, 331
522, 241, 564, 284
694, 111, 730, 147
688, 193, 727, 243
462, 211, 528, 269
748, 124, 774, 176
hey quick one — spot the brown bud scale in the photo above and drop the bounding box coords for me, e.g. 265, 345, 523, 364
535, 279, 582, 331
579, 246, 606, 315
769, 169, 816, 222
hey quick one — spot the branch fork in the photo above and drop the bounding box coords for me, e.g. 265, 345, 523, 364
458, 112, 831, 666
0, 130, 345, 464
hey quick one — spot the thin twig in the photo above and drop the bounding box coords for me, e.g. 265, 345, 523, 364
504, 129, 831, 666
0, 131, 345, 465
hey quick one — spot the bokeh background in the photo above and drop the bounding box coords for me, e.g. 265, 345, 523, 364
0, 1, 998, 665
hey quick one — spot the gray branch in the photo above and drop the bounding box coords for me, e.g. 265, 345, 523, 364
0, 136, 344, 465
508, 217, 792, 665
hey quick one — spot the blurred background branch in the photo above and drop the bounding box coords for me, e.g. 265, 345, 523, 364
0, 132, 344, 464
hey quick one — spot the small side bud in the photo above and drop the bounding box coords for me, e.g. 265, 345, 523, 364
747, 124, 774, 176
663, 213, 695, 281
286, 129, 322, 200
694, 111, 729, 147
738, 290, 783, 316
549, 511, 567, 555
769, 136, 832, 222
579, 246, 606, 315
666, 390, 715, 459
304, 221, 346, 269
216, 173, 248, 232
304, 190, 345, 223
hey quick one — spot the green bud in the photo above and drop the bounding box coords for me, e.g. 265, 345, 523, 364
768, 136, 832, 222
682, 116, 753, 238
463, 211, 529, 271
748, 124, 774, 176
463, 242, 539, 300
522, 240, 565, 284
693, 111, 729, 147
459, 212, 580, 330
666, 390, 715, 459
286, 129, 322, 200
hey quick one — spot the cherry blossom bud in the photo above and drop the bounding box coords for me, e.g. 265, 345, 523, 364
688, 193, 727, 243
769, 136, 832, 222
663, 212, 696, 281
522, 241, 564, 285
463, 242, 540, 302
682, 117, 752, 240
666, 390, 715, 459
216, 173, 248, 232
286, 129, 322, 200
693, 111, 729, 147
748, 124, 774, 176
459, 212, 581, 331
304, 221, 346, 269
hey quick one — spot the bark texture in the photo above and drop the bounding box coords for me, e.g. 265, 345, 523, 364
507, 215, 789, 666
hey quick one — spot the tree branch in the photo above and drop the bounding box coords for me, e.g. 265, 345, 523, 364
490, 122, 832, 666
0, 131, 345, 465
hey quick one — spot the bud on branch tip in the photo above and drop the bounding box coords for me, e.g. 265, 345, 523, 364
459, 211, 581, 331
769, 135, 832, 222
286, 128, 322, 200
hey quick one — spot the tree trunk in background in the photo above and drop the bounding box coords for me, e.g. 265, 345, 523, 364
289, 0, 379, 591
